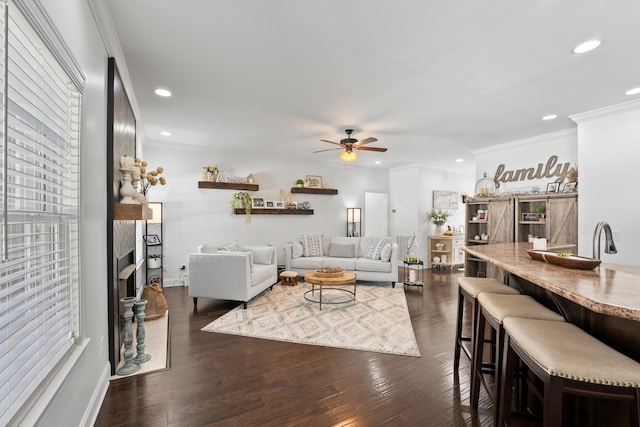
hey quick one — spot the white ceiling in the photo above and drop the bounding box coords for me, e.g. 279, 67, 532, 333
103, 0, 640, 171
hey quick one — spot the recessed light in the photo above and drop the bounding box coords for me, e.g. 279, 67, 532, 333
542, 114, 558, 121
154, 88, 172, 97
374, 161, 382, 165
625, 87, 640, 96
160, 131, 171, 136
455, 158, 464, 163
572, 40, 601, 54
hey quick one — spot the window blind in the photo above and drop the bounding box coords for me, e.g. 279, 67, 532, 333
0, 1, 82, 424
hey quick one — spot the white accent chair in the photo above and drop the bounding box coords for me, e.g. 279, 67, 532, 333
188, 242, 277, 310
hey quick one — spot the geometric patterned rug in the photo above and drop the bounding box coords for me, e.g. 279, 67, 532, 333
201, 282, 421, 357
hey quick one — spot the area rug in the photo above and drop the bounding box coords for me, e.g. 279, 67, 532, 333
201, 282, 421, 357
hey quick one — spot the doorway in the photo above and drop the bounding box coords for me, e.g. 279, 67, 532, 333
364, 192, 389, 237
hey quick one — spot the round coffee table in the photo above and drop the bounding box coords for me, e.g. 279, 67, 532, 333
303, 271, 357, 310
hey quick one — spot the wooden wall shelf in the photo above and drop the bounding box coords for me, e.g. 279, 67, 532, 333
234, 208, 313, 215
198, 181, 259, 191
113, 203, 154, 220
291, 187, 338, 195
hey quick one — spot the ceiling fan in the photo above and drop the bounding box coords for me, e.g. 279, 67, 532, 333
314, 129, 388, 162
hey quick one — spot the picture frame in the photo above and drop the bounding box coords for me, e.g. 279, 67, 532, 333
274, 201, 285, 209
477, 212, 487, 221
265, 200, 275, 208
143, 234, 161, 245
546, 182, 559, 193
251, 197, 265, 208
433, 190, 459, 210
563, 181, 578, 192
305, 175, 323, 189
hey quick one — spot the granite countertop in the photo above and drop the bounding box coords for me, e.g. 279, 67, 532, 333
463, 242, 640, 322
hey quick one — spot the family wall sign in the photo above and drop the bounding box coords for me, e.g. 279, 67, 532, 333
493, 155, 572, 189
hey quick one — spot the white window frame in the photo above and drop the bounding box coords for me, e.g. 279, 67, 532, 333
0, 0, 85, 425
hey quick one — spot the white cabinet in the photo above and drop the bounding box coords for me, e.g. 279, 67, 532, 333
428, 235, 465, 269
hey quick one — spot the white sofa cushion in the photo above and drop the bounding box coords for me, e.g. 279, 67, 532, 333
199, 242, 226, 253
328, 243, 355, 258
222, 241, 243, 252
323, 257, 357, 270
356, 257, 392, 273
330, 236, 362, 257
298, 234, 324, 257
250, 246, 274, 265
362, 236, 387, 259
380, 243, 392, 262
251, 263, 274, 288
291, 242, 303, 258
290, 256, 324, 270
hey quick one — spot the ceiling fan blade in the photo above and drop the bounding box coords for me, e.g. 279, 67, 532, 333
320, 139, 343, 147
313, 147, 344, 153
356, 146, 387, 152
355, 137, 378, 146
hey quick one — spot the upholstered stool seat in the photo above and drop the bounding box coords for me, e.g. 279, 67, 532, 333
280, 270, 299, 286
499, 317, 640, 427
454, 277, 520, 372
471, 294, 565, 424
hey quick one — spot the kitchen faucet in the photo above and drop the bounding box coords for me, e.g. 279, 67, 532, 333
592, 221, 617, 259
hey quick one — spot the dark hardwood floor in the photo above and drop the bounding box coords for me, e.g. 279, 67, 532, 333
96, 267, 499, 427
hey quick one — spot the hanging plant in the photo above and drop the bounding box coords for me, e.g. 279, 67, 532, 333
231, 192, 253, 223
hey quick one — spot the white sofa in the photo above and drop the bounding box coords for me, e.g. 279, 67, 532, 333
283, 236, 399, 287
188, 242, 277, 309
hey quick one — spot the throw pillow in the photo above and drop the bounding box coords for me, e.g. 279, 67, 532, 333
251, 246, 273, 265
298, 234, 324, 257
291, 242, 303, 259
362, 236, 386, 259
222, 241, 243, 252
328, 243, 355, 258
380, 243, 392, 262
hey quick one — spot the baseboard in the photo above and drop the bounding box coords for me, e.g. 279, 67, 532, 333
82, 362, 111, 427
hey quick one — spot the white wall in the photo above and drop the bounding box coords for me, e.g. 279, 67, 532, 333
389, 165, 474, 262
34, 0, 111, 426
572, 100, 640, 265
473, 129, 577, 195
141, 143, 389, 284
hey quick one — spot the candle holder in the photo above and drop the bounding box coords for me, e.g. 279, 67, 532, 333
116, 297, 140, 375
133, 300, 151, 364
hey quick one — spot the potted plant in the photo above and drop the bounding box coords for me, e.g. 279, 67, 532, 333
147, 253, 162, 269
535, 205, 546, 221
231, 192, 253, 223
295, 179, 304, 188
428, 208, 450, 235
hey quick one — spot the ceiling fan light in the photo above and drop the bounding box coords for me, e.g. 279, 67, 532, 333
340, 150, 358, 162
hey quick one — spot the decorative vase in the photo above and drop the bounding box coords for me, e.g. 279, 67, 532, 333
435, 225, 443, 235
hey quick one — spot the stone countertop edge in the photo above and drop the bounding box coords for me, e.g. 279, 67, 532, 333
463, 242, 640, 322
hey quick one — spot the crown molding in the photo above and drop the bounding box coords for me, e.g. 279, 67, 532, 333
471, 128, 576, 155
570, 99, 640, 123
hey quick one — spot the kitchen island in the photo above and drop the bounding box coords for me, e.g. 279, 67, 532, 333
463, 242, 640, 362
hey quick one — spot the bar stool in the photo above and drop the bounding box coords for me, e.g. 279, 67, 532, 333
499, 317, 640, 427
470, 293, 565, 425
454, 277, 520, 372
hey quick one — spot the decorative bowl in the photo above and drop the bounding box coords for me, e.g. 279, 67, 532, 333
526, 250, 601, 270
314, 267, 345, 278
